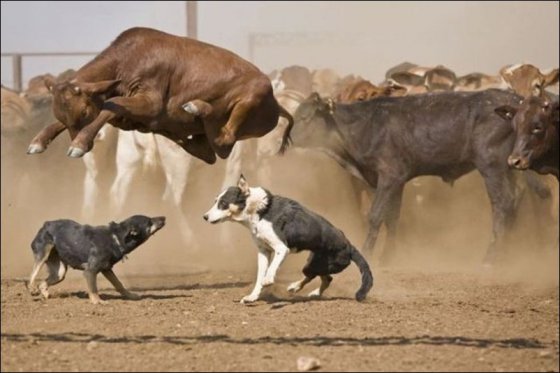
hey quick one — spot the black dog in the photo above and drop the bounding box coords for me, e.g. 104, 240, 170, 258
27, 215, 166, 304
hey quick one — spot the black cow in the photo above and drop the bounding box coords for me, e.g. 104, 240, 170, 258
495, 95, 559, 179
292, 89, 535, 265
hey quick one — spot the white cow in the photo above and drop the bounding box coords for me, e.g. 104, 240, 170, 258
81, 129, 197, 244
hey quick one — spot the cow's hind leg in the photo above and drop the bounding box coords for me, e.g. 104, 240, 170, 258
379, 184, 405, 265
214, 99, 256, 147
110, 131, 143, 213
39, 252, 67, 299
363, 177, 405, 265
182, 99, 213, 117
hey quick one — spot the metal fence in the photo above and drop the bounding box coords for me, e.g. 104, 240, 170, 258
1, 52, 98, 91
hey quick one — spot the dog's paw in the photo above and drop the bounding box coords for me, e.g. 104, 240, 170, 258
39, 282, 49, 299
307, 288, 321, 298
123, 292, 141, 300
287, 281, 302, 293
27, 284, 39, 296
240, 295, 258, 304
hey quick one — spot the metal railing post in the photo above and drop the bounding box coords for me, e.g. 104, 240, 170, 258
186, 1, 197, 39
12, 54, 22, 91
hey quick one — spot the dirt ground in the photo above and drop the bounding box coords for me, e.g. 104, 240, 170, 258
1, 134, 559, 371
2, 261, 559, 372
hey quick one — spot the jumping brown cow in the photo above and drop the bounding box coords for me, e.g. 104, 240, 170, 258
27, 27, 293, 164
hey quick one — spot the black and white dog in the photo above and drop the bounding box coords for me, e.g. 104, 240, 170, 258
27, 215, 166, 304
204, 175, 373, 304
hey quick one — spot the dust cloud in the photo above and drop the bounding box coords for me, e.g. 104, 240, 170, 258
2, 124, 558, 288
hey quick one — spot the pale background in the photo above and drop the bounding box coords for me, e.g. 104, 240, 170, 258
1, 1, 559, 89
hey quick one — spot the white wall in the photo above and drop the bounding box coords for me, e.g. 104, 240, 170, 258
1, 1, 558, 88
1, 1, 186, 87
198, 1, 559, 80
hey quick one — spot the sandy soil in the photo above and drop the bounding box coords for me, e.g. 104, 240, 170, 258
2, 262, 559, 372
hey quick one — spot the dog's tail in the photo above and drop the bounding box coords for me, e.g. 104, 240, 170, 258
277, 105, 294, 155
349, 245, 373, 301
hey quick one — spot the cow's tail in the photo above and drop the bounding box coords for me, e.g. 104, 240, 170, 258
277, 105, 294, 155
349, 245, 373, 301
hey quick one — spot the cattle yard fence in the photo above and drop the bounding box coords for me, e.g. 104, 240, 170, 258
1, 52, 99, 92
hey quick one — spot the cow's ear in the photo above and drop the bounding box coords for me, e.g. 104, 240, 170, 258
543, 68, 559, 87
44, 76, 56, 92
495, 105, 517, 120
79, 80, 121, 96
238, 174, 250, 196
383, 83, 407, 96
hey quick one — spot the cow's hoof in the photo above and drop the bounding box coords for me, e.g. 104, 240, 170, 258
67, 147, 86, 158
182, 102, 200, 115
123, 292, 141, 300
27, 144, 45, 154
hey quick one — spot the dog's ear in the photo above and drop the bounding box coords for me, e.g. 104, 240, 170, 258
238, 174, 250, 196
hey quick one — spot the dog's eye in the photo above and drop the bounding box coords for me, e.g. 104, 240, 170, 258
218, 200, 228, 209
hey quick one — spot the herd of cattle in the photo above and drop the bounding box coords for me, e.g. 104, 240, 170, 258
1, 27, 559, 266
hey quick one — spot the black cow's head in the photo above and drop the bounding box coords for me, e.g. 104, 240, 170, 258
292, 92, 337, 147
495, 96, 559, 170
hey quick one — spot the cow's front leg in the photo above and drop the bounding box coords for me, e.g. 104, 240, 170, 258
363, 176, 405, 265
68, 94, 162, 158
480, 170, 517, 266
27, 121, 67, 154
68, 110, 116, 157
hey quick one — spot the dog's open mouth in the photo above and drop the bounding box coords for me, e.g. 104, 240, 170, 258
150, 216, 166, 234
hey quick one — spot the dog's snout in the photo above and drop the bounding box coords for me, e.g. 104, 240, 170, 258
152, 216, 166, 227
203, 214, 209, 221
